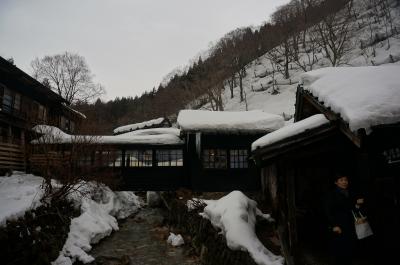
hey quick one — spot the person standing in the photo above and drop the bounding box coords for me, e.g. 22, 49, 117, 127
324, 173, 364, 265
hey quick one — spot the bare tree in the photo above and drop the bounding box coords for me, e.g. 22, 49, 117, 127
30, 125, 118, 203
291, 32, 320, 72
31, 52, 105, 105
313, 4, 354, 66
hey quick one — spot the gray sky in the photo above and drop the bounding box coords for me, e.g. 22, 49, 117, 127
0, 0, 288, 101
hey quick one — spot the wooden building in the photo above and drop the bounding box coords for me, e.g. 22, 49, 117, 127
33, 110, 285, 191
251, 67, 400, 264
0, 56, 84, 174
178, 110, 284, 191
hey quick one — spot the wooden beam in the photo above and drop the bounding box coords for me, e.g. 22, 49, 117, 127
303, 91, 362, 148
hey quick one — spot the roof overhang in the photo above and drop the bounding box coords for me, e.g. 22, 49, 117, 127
252, 122, 338, 164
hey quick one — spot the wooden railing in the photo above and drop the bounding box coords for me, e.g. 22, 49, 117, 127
0, 142, 25, 171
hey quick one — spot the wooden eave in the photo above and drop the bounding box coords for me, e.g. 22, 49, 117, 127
0, 57, 66, 105
297, 86, 364, 148
251, 122, 338, 165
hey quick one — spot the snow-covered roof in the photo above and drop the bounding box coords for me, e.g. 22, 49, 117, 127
32, 125, 183, 145
177, 110, 284, 134
113, 117, 167, 134
252, 114, 329, 151
62, 103, 87, 119
300, 66, 400, 134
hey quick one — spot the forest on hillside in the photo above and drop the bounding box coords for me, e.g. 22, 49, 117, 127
74, 0, 398, 134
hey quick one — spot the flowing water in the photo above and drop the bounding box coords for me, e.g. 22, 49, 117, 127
88, 207, 199, 265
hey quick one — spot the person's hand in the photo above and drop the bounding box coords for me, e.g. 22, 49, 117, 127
356, 198, 364, 205
333, 226, 342, 234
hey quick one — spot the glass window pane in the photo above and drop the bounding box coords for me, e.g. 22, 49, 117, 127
127, 150, 152, 167
230, 149, 248, 168
203, 149, 227, 168
2, 88, 12, 113
156, 149, 183, 167
14, 93, 21, 111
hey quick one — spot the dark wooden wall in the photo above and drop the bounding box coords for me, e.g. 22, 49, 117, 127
187, 133, 262, 191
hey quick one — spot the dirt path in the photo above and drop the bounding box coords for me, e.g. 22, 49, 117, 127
88, 207, 199, 265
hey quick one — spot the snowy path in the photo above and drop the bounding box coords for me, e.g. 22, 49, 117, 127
88, 207, 199, 265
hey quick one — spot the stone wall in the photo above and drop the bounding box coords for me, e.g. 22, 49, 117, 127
165, 195, 258, 265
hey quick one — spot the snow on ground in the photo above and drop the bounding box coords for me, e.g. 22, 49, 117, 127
32, 125, 184, 145
0, 172, 141, 265
0, 172, 44, 227
300, 66, 400, 134
252, 114, 330, 151
177, 110, 284, 134
199, 191, 284, 265
113, 117, 166, 134
53, 184, 142, 265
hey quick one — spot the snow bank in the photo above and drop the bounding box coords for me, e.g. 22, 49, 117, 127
32, 125, 184, 145
113, 117, 167, 134
300, 66, 400, 134
252, 114, 329, 150
0, 173, 44, 227
167, 232, 185, 247
177, 110, 284, 134
53, 184, 142, 264
200, 191, 284, 265
0, 172, 141, 265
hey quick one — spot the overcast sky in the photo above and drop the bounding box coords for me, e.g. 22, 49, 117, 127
0, 0, 288, 101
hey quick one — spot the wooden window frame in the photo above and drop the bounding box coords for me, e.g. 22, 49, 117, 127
202, 149, 227, 169
156, 149, 183, 167
229, 149, 249, 168
126, 150, 153, 167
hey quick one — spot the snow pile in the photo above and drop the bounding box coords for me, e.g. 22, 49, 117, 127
200, 191, 284, 265
53, 184, 142, 264
167, 232, 185, 247
113, 117, 167, 134
177, 110, 284, 134
0, 172, 141, 265
252, 114, 329, 150
0, 172, 44, 227
301, 66, 400, 134
32, 125, 183, 145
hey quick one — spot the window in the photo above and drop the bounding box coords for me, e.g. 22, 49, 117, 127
60, 116, 70, 131
230, 149, 248, 168
113, 151, 123, 167
126, 150, 152, 167
78, 155, 92, 167
95, 150, 123, 167
70, 121, 75, 133
2, 87, 13, 113
203, 149, 227, 169
14, 93, 21, 112
156, 149, 183, 166
38, 104, 47, 122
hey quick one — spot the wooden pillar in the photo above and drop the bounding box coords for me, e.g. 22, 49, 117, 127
275, 161, 296, 265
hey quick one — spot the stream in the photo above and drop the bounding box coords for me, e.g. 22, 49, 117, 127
88, 207, 199, 265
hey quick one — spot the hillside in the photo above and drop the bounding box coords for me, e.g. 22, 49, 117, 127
198, 0, 400, 119
75, 0, 400, 133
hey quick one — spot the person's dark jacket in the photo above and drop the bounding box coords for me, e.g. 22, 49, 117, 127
324, 187, 357, 237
